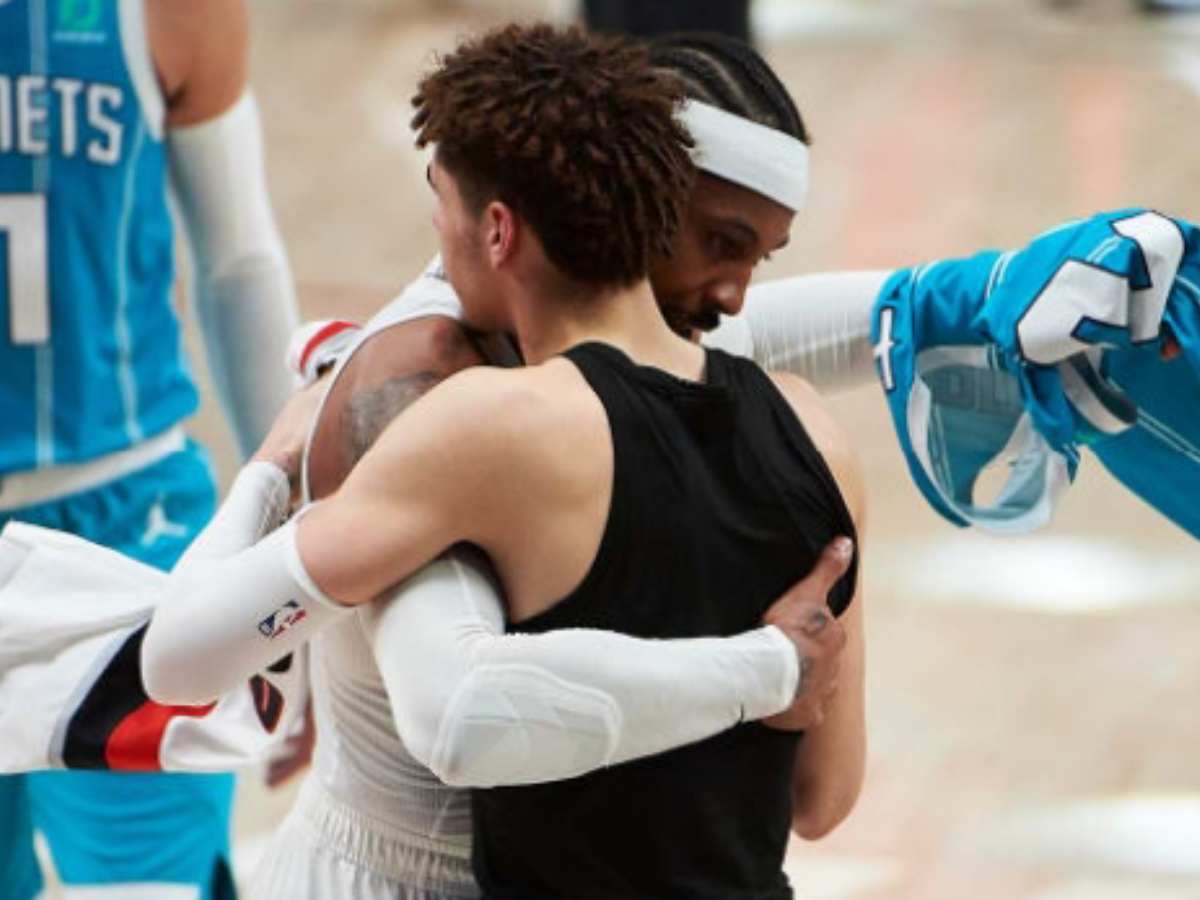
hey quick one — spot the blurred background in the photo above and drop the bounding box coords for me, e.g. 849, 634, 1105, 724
170, 1, 1200, 897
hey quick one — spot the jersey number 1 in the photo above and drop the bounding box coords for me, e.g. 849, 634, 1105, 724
0, 194, 50, 345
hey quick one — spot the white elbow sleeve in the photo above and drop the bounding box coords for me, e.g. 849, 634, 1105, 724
432, 661, 621, 788
142, 518, 349, 706
169, 92, 300, 455
361, 550, 798, 788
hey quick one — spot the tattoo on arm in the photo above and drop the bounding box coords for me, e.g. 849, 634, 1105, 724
342, 372, 442, 464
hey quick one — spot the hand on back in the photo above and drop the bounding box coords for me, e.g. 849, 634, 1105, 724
761, 537, 853, 731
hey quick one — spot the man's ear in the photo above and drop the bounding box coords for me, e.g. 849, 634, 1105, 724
484, 201, 518, 269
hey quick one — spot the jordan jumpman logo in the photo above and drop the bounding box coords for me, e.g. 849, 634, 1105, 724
140, 496, 188, 547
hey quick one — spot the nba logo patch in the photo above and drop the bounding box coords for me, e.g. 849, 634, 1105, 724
258, 600, 308, 640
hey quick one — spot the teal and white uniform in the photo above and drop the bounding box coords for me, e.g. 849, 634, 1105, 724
1, 1, 234, 897
872, 208, 1200, 540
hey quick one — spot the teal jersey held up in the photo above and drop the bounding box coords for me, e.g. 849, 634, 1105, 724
872, 208, 1200, 540
0, 0, 198, 475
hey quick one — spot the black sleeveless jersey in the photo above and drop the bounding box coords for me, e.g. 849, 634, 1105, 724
472, 342, 858, 900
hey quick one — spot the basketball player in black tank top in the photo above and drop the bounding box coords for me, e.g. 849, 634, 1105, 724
258, 25, 866, 898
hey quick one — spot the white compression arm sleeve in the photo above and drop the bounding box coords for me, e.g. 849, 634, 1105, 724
705, 271, 891, 391
169, 92, 300, 457
170, 461, 291, 580
142, 486, 348, 706
359, 548, 799, 788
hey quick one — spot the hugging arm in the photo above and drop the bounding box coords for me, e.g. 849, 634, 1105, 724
143, 318, 852, 789
359, 547, 799, 788
140, 368, 802, 739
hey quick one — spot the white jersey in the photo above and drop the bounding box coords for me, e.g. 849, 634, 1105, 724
254, 266, 480, 898
249, 618, 478, 900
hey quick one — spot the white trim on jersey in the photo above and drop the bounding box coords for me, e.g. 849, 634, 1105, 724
118, 0, 165, 141
0, 426, 184, 511
904, 346, 1072, 535
114, 119, 147, 444
30, 0, 55, 467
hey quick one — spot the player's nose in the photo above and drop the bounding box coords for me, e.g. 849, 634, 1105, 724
708, 280, 746, 317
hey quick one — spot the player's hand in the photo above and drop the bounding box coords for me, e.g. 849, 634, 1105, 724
760, 537, 853, 732
252, 375, 330, 501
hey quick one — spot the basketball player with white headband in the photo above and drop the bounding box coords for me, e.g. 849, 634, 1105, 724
138, 24, 866, 899
0, 29, 864, 900
265, 43, 1197, 896
271, 50, 1200, 894
151, 44, 1194, 900
6, 22, 1189, 898
294, 32, 885, 399
298, 33, 1198, 543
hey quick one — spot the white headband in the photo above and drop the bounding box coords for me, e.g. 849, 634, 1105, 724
678, 100, 809, 212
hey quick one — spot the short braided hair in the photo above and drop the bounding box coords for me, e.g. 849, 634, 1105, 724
649, 32, 809, 144
413, 24, 696, 287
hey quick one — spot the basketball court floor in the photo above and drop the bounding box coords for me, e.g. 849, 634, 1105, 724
149, 1, 1199, 897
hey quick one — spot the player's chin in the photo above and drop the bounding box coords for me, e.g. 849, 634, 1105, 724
663, 310, 702, 342
665, 320, 708, 344
663, 315, 691, 339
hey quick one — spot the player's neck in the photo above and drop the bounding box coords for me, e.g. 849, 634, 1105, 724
512, 279, 704, 379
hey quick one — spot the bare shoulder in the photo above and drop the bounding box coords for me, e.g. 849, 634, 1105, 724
365, 362, 568, 472
147, 0, 248, 126
768, 372, 866, 523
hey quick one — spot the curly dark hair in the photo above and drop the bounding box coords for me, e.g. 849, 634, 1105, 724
412, 24, 696, 287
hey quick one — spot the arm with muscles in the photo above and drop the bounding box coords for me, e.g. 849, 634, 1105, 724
300, 367, 815, 787
767, 372, 868, 839
143, 369, 811, 780
158, 0, 300, 456
705, 271, 890, 391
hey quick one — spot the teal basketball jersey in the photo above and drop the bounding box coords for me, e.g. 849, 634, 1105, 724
872, 208, 1200, 540
0, 0, 198, 475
